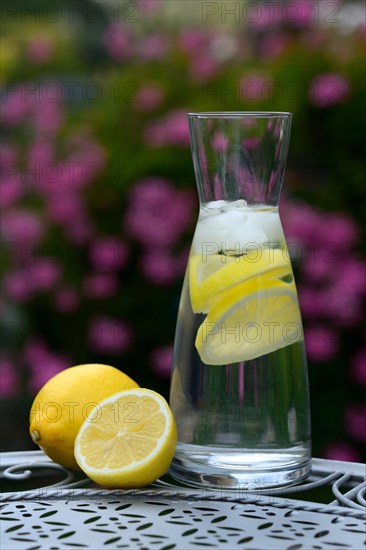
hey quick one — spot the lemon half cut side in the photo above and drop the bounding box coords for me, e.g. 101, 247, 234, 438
74, 388, 177, 488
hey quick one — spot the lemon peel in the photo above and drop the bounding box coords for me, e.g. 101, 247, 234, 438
29, 364, 139, 470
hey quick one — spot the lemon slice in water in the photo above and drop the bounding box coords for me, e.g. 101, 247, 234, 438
195, 277, 303, 365
189, 248, 290, 313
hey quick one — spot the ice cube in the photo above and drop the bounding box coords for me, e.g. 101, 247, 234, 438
221, 199, 248, 212
246, 210, 284, 244
223, 223, 268, 252
205, 200, 227, 210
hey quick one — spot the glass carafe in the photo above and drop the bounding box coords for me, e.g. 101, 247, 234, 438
169, 112, 311, 490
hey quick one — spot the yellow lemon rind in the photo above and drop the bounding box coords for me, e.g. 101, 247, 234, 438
29, 363, 139, 471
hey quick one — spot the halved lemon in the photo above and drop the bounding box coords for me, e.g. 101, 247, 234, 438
195, 277, 303, 365
189, 248, 290, 313
74, 388, 177, 488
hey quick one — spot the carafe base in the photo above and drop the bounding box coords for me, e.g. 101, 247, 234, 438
169, 442, 311, 490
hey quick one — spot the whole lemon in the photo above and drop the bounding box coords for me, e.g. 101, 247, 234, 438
29, 364, 139, 470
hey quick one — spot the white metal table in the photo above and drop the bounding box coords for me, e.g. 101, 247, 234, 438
1, 451, 365, 549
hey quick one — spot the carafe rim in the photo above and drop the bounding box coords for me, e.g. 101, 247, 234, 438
188, 111, 292, 119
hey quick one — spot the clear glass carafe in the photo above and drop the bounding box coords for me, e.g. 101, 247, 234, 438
169, 112, 311, 490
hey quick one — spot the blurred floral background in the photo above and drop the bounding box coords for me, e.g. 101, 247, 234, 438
1, 0, 365, 460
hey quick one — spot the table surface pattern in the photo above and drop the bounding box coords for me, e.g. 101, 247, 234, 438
1, 452, 365, 550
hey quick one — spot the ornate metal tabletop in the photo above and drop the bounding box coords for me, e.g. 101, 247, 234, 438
1, 452, 365, 549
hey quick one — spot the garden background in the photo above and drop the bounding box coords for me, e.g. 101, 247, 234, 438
1, 0, 365, 461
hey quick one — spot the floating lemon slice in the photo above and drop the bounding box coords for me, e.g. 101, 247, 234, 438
74, 389, 177, 488
189, 248, 290, 313
195, 277, 303, 365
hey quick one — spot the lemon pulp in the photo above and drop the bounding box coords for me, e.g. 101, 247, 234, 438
74, 388, 177, 488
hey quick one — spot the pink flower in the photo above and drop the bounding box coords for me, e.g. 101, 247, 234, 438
260, 34, 289, 58
125, 178, 195, 248
83, 274, 118, 299
0, 210, 43, 245
65, 218, 94, 244
46, 194, 84, 224
4, 260, 62, 301
33, 93, 63, 136
179, 28, 222, 81
281, 201, 320, 245
0, 174, 24, 210
0, 87, 33, 126
88, 317, 133, 355
28, 139, 54, 166
0, 358, 20, 398
89, 238, 129, 271
309, 73, 351, 108
297, 287, 328, 318
140, 249, 179, 285
322, 285, 364, 326
24, 339, 48, 365
137, 34, 168, 60
0, 143, 18, 164
283, 0, 313, 27
29, 355, 68, 393
243, 137, 261, 150
301, 252, 337, 283
345, 404, 366, 442
24, 338, 69, 393
144, 110, 190, 147
53, 287, 79, 313
301, 249, 366, 291
26, 38, 54, 64
179, 29, 209, 53
135, 85, 163, 112
321, 214, 358, 249
240, 73, 268, 102
3, 270, 33, 301
351, 349, 366, 385
189, 54, 218, 80
323, 442, 360, 462
249, 3, 282, 29
45, 189, 94, 243
27, 140, 55, 189
336, 259, 366, 295
28, 260, 61, 292
102, 24, 131, 61
211, 132, 229, 152
304, 325, 339, 361
64, 139, 106, 189
150, 345, 173, 378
